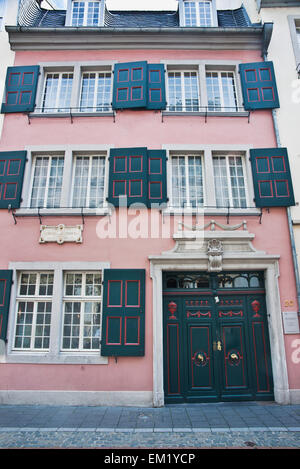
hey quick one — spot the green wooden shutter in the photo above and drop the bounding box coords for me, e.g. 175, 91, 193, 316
1, 66, 40, 114
0, 270, 13, 341
0, 151, 27, 209
250, 147, 295, 207
112, 61, 148, 109
239, 61, 279, 110
108, 147, 148, 207
147, 150, 167, 206
101, 269, 145, 356
147, 64, 166, 110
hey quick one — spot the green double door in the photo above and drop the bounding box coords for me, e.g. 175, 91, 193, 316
163, 272, 274, 403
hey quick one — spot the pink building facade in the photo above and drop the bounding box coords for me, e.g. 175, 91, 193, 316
0, 0, 299, 406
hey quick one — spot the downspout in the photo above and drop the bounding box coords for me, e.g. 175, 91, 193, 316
262, 23, 300, 313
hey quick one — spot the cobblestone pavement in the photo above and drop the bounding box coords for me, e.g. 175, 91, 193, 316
0, 402, 299, 449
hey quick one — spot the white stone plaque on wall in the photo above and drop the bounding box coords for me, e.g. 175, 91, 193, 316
282, 311, 300, 334
39, 224, 83, 244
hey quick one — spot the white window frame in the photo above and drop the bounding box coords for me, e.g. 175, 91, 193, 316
41, 71, 74, 113
6, 262, 110, 365
183, 1, 213, 27
71, 153, 107, 209
13, 272, 53, 352
164, 61, 243, 114
79, 70, 113, 112
29, 154, 65, 209
67, 0, 104, 27
62, 271, 102, 352
19, 145, 111, 215
166, 69, 200, 112
164, 144, 257, 215
205, 70, 239, 112
33, 62, 115, 117
179, 0, 217, 28
212, 153, 249, 209
169, 153, 205, 208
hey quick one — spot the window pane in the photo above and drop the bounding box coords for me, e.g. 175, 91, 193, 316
171, 156, 186, 207
58, 73, 73, 112
168, 72, 183, 111
72, 156, 89, 207
87, 1, 100, 26
14, 272, 53, 351
30, 157, 49, 208
206, 72, 221, 111
213, 156, 247, 208
42, 74, 59, 113
30, 156, 64, 209
184, 72, 199, 111
213, 157, 229, 208
198, 1, 212, 27
221, 72, 238, 111
188, 156, 203, 207
72, 1, 85, 26
62, 272, 102, 351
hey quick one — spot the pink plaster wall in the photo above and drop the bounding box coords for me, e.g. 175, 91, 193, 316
0, 48, 299, 394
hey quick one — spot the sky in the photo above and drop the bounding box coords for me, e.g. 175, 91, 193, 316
47, 0, 178, 10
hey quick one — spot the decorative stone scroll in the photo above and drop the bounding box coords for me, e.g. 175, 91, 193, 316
39, 224, 83, 244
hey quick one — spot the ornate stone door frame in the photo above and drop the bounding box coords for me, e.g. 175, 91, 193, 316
149, 223, 290, 406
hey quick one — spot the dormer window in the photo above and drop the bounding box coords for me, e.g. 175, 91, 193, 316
180, 0, 217, 27
70, 1, 103, 27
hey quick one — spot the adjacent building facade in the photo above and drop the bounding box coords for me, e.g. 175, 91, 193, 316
0, 0, 299, 406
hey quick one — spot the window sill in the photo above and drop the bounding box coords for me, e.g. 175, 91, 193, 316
28, 111, 115, 119
15, 207, 111, 218
162, 110, 249, 118
163, 207, 260, 216
5, 352, 108, 365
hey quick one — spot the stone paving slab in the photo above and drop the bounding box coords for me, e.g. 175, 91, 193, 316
0, 430, 299, 449
0, 402, 299, 439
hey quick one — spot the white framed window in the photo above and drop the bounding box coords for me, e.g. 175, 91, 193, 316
206, 71, 238, 112
30, 155, 64, 209
170, 154, 204, 208
183, 1, 213, 27
13, 272, 53, 351
72, 154, 106, 208
71, 1, 101, 26
167, 70, 200, 112
79, 71, 112, 112
213, 154, 247, 208
42, 72, 74, 113
8, 263, 109, 364
62, 272, 102, 351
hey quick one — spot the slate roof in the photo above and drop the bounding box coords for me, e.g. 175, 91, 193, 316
18, 3, 256, 29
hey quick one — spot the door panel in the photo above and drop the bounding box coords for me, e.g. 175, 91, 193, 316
163, 273, 274, 403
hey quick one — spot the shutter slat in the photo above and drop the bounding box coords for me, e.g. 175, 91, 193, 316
0, 270, 13, 342
239, 61, 279, 110
0, 151, 27, 209
250, 147, 295, 207
101, 269, 146, 356
1, 66, 40, 114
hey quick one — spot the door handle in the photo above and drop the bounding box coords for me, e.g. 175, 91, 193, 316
213, 340, 222, 351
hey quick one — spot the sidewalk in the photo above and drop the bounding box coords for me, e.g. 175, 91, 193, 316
0, 402, 299, 448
